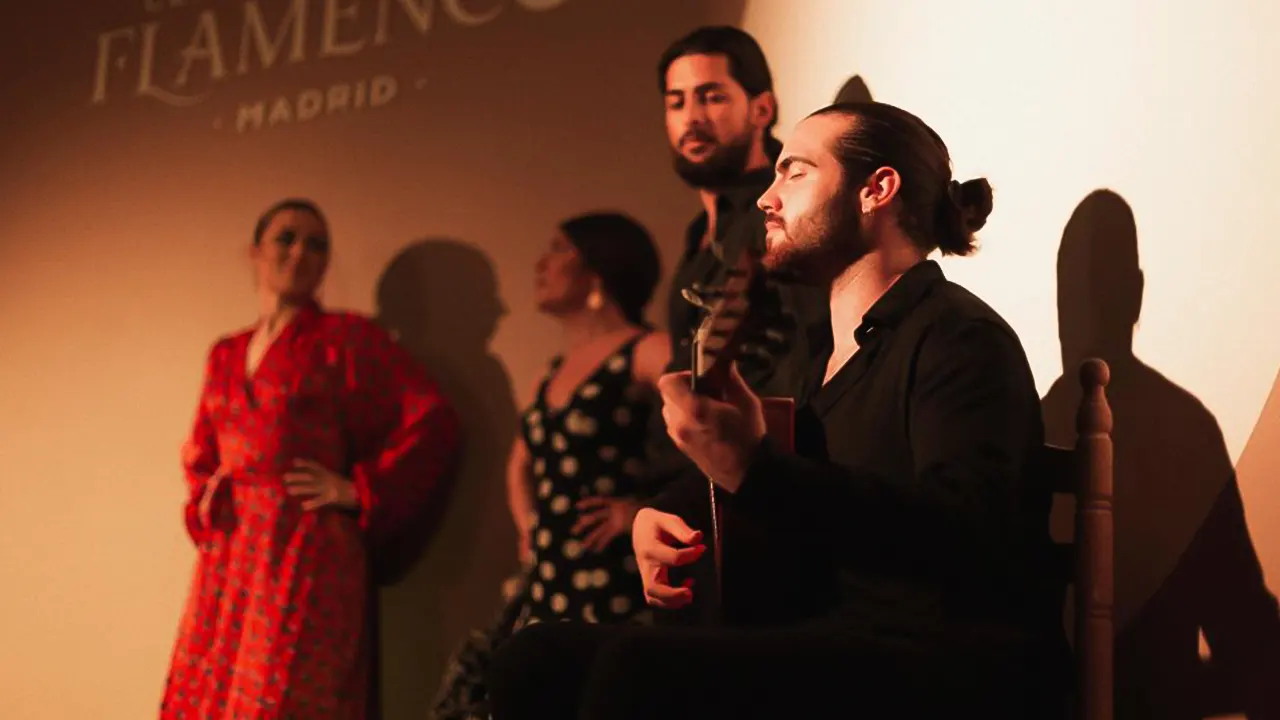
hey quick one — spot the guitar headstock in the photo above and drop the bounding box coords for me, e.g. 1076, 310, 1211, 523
684, 241, 793, 397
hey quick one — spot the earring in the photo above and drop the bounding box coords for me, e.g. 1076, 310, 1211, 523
586, 290, 604, 311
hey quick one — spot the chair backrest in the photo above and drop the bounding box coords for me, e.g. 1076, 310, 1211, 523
1038, 358, 1114, 720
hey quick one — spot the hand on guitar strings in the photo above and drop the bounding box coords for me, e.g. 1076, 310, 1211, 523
571, 496, 641, 553
631, 507, 706, 609
657, 362, 766, 494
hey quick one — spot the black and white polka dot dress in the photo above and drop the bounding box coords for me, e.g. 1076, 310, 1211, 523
514, 334, 655, 629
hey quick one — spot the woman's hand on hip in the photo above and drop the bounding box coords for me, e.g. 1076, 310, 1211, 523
284, 459, 358, 512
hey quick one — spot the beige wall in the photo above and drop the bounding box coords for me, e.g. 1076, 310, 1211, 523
1, 0, 1277, 718
0, 1, 744, 718
741, 0, 1279, 715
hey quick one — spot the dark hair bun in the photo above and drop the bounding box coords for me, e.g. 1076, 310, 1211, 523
950, 178, 994, 232
560, 212, 661, 326
934, 177, 993, 257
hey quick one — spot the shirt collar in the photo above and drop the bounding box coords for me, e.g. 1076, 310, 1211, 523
854, 260, 945, 344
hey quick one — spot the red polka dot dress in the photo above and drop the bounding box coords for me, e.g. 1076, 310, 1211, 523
160, 302, 460, 719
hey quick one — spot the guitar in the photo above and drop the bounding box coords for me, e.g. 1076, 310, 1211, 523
682, 241, 797, 622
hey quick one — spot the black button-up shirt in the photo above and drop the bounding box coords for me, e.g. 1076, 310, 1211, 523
732, 260, 1066, 646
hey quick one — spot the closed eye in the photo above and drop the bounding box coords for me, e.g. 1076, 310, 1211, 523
305, 235, 330, 253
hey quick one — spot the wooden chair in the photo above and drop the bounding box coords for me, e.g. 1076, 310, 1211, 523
1039, 358, 1114, 720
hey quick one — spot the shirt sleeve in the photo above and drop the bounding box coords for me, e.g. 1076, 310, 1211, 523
732, 318, 1039, 573
180, 341, 224, 547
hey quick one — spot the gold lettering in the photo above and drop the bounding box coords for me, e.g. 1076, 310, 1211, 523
376, 0, 549, 45
238, 0, 307, 74
370, 75, 398, 106
375, 0, 431, 45
327, 84, 352, 112
443, 0, 503, 26
321, 0, 366, 57
136, 22, 161, 96
515, 0, 570, 9
268, 97, 293, 126
175, 10, 227, 87
375, 0, 399, 45
297, 90, 324, 122
91, 27, 136, 105
236, 101, 265, 132
135, 22, 209, 106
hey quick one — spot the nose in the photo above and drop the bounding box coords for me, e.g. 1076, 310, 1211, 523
686, 100, 710, 125
676, 102, 709, 136
757, 178, 781, 214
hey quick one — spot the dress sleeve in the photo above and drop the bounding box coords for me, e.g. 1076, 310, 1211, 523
341, 319, 461, 581
180, 342, 223, 547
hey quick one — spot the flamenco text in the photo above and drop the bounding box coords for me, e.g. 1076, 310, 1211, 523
90, 0, 570, 132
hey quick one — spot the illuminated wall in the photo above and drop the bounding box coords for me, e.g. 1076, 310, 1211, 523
0, 1, 744, 718
742, 0, 1279, 715
1, 0, 1276, 717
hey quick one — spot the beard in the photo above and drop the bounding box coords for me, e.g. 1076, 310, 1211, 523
671, 130, 754, 189
762, 191, 867, 286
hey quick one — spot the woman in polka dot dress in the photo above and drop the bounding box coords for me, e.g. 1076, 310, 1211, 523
518, 329, 664, 627
433, 211, 668, 720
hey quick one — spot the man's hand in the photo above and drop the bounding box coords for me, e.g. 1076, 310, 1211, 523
657, 362, 766, 493
284, 459, 359, 512
631, 507, 706, 609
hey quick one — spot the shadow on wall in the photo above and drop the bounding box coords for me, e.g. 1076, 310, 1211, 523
374, 239, 517, 720
1041, 190, 1280, 719
832, 74, 874, 104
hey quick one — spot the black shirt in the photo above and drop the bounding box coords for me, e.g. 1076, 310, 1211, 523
732, 260, 1066, 644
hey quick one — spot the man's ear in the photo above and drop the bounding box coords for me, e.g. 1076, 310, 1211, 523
749, 90, 777, 132
861, 166, 901, 212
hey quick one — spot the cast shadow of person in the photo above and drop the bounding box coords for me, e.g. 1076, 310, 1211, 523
833, 74, 874, 104
372, 239, 519, 720
1041, 190, 1280, 719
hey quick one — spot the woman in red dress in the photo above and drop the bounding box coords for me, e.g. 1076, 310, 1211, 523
160, 199, 460, 719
